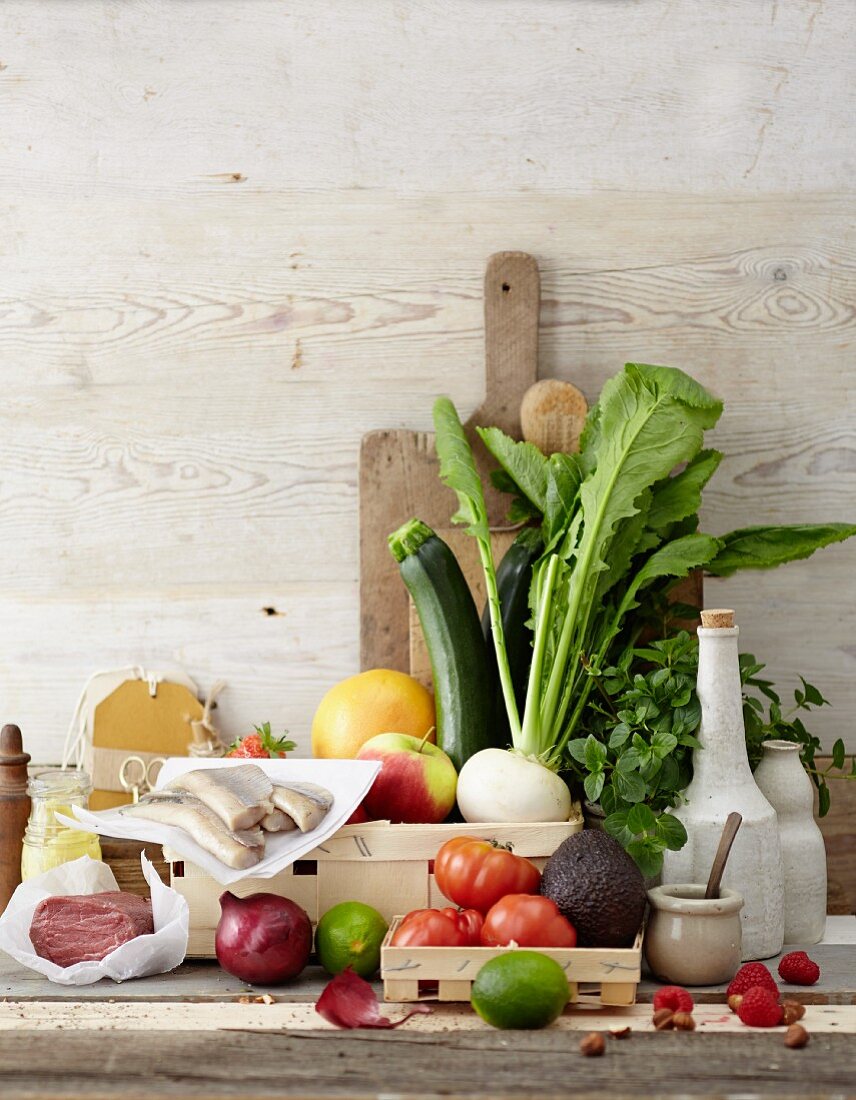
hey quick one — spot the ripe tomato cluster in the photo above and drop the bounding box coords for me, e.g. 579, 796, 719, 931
390, 836, 577, 949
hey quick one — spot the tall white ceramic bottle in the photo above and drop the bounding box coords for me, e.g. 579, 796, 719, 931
662, 609, 785, 960
754, 739, 827, 945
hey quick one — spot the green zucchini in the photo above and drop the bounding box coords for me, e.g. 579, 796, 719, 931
481, 527, 542, 745
388, 518, 493, 772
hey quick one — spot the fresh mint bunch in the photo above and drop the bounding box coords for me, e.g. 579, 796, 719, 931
566, 632, 700, 878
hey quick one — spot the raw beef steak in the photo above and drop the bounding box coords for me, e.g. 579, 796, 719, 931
30, 891, 153, 967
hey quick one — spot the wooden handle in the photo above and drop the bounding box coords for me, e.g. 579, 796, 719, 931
705, 812, 743, 899
0, 724, 30, 916
472, 252, 540, 433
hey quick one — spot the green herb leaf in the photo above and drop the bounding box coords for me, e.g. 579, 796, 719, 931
627, 803, 656, 835
833, 738, 846, 770
608, 723, 632, 749
626, 838, 663, 878
584, 771, 605, 804
583, 734, 607, 773
818, 782, 831, 818
707, 524, 856, 576
612, 767, 647, 803
655, 813, 688, 850
603, 810, 633, 848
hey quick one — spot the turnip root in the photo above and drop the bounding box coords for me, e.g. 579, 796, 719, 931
456, 748, 572, 823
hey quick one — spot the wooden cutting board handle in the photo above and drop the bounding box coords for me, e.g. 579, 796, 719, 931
472, 252, 540, 435
359, 252, 540, 673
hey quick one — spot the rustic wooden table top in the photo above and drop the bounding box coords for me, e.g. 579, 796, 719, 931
2, 932, 855, 1099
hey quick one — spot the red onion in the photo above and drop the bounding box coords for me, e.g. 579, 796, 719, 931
215, 891, 312, 985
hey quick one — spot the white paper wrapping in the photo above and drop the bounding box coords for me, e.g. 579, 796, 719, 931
0, 854, 189, 985
58, 757, 381, 885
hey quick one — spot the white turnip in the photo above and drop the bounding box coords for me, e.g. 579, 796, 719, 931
456, 748, 572, 823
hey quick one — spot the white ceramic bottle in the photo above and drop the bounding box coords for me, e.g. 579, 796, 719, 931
754, 739, 827, 945
662, 609, 785, 960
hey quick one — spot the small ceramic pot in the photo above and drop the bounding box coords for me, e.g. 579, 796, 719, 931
645, 883, 744, 986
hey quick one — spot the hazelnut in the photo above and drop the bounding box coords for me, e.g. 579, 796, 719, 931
652, 1008, 675, 1030
579, 1031, 606, 1057
727, 994, 743, 1014
672, 1011, 696, 1031
784, 1023, 809, 1049
782, 1000, 806, 1026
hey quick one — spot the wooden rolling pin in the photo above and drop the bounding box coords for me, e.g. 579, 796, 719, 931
0, 724, 30, 914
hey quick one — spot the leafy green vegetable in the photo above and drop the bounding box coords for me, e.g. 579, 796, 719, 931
501, 363, 724, 760
432, 398, 521, 740
740, 655, 856, 816
647, 450, 722, 535
477, 428, 549, 514
426, 360, 856, 843
708, 524, 856, 576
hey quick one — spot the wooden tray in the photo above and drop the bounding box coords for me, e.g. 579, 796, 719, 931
381, 917, 643, 1006
166, 814, 582, 957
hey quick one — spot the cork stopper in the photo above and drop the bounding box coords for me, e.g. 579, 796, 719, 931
700, 608, 735, 629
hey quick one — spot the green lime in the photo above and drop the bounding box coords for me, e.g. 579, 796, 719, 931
470, 951, 570, 1030
315, 901, 389, 978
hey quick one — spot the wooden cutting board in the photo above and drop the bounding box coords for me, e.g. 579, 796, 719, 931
359, 252, 540, 672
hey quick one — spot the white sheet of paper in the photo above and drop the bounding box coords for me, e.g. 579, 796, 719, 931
0, 854, 188, 985
59, 757, 381, 885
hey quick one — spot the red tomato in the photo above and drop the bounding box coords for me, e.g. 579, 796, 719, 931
481, 894, 577, 948
434, 836, 541, 914
440, 907, 484, 946
390, 909, 469, 947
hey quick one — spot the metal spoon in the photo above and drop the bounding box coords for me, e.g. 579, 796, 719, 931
705, 812, 743, 899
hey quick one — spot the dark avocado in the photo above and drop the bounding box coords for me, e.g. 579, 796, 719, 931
540, 829, 646, 947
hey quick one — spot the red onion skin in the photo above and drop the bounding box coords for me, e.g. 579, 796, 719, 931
215, 891, 312, 985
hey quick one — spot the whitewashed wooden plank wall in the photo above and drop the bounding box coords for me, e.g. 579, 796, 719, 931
0, 0, 853, 762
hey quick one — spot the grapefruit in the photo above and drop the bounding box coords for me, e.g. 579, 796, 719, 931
311, 668, 435, 759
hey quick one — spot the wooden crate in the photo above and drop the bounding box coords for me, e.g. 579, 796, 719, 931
381, 917, 643, 1006
167, 815, 583, 958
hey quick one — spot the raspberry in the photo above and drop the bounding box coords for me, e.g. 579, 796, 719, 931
726, 962, 779, 999
737, 986, 784, 1028
652, 985, 694, 1014
778, 951, 820, 986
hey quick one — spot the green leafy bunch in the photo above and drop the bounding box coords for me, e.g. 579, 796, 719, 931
461, 362, 856, 768
568, 631, 699, 877
740, 656, 856, 817
568, 631, 856, 874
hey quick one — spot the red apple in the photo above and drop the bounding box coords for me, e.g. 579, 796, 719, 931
357, 731, 457, 824
345, 801, 370, 825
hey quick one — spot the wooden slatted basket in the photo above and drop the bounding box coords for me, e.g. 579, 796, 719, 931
166, 814, 583, 958
381, 918, 643, 1006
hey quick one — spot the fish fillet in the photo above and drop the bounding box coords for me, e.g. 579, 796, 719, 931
260, 808, 297, 833
122, 792, 265, 870
271, 782, 333, 833
166, 765, 274, 830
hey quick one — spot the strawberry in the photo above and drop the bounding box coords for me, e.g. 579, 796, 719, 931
736, 986, 784, 1028
652, 985, 694, 1014
226, 722, 296, 759
726, 962, 779, 1001
778, 951, 821, 986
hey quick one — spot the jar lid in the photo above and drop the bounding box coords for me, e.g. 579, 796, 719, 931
28, 767, 92, 799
